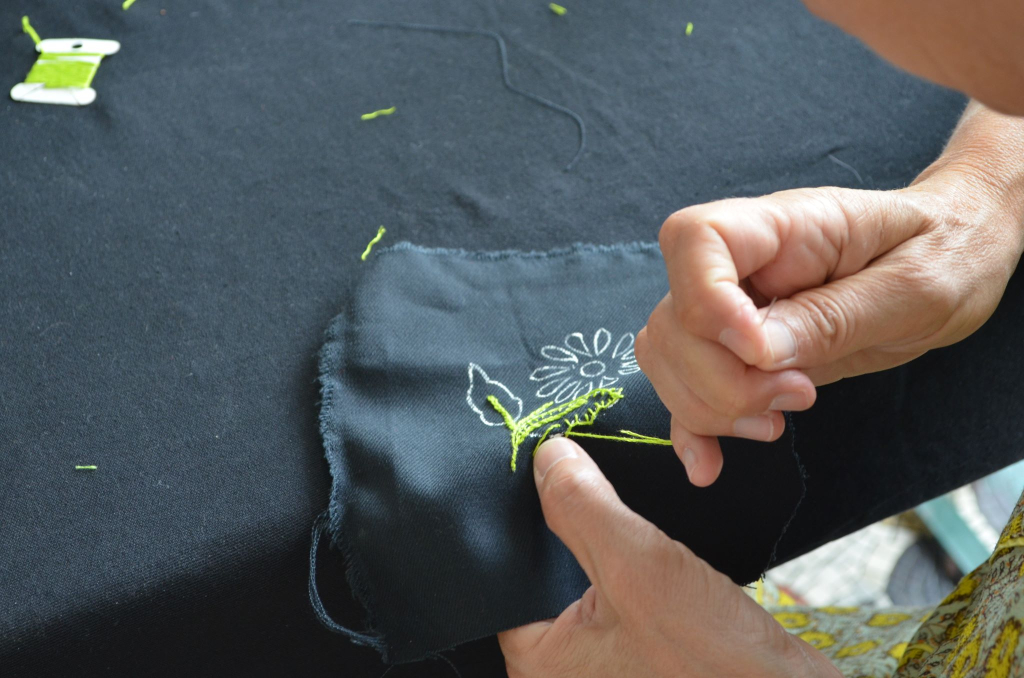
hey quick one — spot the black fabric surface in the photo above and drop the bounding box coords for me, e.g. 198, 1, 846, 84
317, 243, 803, 662
1, 0, 1015, 675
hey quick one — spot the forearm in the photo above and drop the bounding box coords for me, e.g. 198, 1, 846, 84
801, 1, 1024, 115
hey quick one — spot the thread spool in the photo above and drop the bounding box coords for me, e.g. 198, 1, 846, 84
11, 17, 120, 107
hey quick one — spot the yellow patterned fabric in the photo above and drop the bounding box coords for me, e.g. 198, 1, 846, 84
764, 604, 929, 677
762, 489, 1024, 677
895, 490, 1024, 678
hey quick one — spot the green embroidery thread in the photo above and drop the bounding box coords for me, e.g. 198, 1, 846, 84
25, 54, 104, 89
549, 3, 568, 16
487, 387, 672, 472
360, 226, 386, 261
122, 0, 138, 10
361, 106, 396, 121
75, 465, 97, 471
19, 17, 109, 91
685, 21, 694, 36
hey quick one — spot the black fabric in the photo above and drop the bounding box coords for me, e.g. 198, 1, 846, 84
316, 243, 804, 662
1, 0, 1016, 675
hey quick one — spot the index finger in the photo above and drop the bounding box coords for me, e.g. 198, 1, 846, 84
659, 199, 782, 366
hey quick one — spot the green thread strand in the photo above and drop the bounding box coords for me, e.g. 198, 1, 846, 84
360, 226, 386, 261
75, 465, 97, 471
532, 424, 561, 457
122, 0, 138, 10
685, 21, 694, 36
549, 3, 567, 16
361, 106, 396, 121
25, 55, 103, 89
486, 395, 518, 431
487, 386, 671, 472
22, 16, 41, 45
564, 431, 673, 445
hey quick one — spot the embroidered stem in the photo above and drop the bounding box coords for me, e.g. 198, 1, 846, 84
487, 386, 672, 472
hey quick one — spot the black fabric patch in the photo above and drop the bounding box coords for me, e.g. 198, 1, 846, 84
317, 243, 805, 663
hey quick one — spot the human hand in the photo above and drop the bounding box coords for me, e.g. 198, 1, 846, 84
635, 147, 1024, 486
497, 436, 840, 678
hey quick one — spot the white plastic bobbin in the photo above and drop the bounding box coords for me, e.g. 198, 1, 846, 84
10, 38, 121, 107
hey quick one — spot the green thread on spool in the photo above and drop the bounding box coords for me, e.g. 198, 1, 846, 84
360, 226, 386, 261
25, 54, 104, 89
22, 16, 42, 45
361, 106, 396, 121
549, 3, 567, 16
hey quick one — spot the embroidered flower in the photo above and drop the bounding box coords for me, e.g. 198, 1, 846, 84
529, 328, 640, 402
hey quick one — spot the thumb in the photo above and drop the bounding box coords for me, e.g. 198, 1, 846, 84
533, 436, 664, 588
757, 261, 932, 370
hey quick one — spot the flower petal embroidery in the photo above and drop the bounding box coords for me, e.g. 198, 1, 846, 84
541, 345, 579, 363
618, 364, 641, 375
598, 376, 619, 388
530, 365, 570, 382
536, 377, 570, 398
564, 332, 592, 356
612, 332, 635, 359
593, 328, 611, 356
571, 380, 595, 400
554, 379, 582, 402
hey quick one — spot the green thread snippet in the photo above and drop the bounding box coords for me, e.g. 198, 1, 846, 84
361, 106, 396, 121
685, 21, 694, 36
122, 0, 138, 10
488, 387, 672, 472
22, 16, 42, 45
75, 465, 97, 471
360, 226, 386, 261
549, 3, 567, 16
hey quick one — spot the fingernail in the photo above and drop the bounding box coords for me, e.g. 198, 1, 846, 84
764, 319, 797, 365
681, 448, 698, 478
719, 328, 756, 364
769, 392, 808, 412
733, 416, 775, 441
534, 437, 578, 480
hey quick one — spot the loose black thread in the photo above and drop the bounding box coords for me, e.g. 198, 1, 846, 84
828, 153, 865, 185
348, 19, 587, 171
429, 652, 465, 678
308, 510, 387, 651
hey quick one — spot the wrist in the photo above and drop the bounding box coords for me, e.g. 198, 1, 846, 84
905, 103, 1024, 251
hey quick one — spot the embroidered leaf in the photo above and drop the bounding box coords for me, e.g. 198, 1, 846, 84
466, 363, 522, 427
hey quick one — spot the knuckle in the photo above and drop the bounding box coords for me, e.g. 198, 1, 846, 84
795, 291, 850, 354
658, 210, 695, 252
911, 264, 959, 318
675, 410, 717, 437
673, 295, 708, 332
